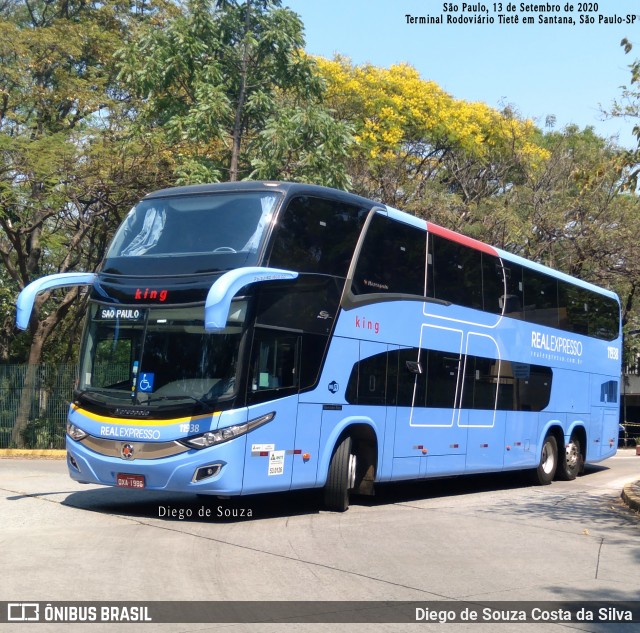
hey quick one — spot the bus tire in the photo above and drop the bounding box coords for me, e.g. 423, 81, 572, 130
532, 434, 558, 485
323, 436, 356, 512
556, 436, 583, 481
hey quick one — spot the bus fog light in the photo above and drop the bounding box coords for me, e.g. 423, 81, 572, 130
193, 464, 222, 482
68, 453, 80, 471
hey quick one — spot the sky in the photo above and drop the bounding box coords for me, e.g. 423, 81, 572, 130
284, 0, 640, 148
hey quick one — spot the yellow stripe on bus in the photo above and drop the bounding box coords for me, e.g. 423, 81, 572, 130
70, 404, 220, 427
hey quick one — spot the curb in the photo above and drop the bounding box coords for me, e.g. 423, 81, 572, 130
0, 449, 66, 459
621, 481, 640, 513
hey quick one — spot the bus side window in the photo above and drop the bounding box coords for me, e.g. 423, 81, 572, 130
523, 268, 559, 327
345, 350, 388, 406
353, 214, 426, 296
249, 329, 299, 401
482, 254, 504, 314
461, 356, 499, 410
501, 263, 524, 318
430, 234, 482, 310
268, 195, 367, 278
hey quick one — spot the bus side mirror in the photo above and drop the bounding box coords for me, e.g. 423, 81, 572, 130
204, 267, 298, 332
16, 272, 96, 330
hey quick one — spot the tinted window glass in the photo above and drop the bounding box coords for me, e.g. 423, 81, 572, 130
429, 234, 483, 309
482, 253, 504, 314
600, 380, 618, 404
501, 262, 524, 318
523, 269, 559, 327
268, 196, 368, 277
558, 282, 589, 335
557, 281, 619, 340
255, 275, 342, 335
248, 328, 299, 403
397, 348, 419, 407
589, 293, 619, 340
353, 213, 426, 296
104, 192, 279, 275
497, 362, 552, 412
461, 355, 499, 410
345, 349, 388, 406
300, 333, 328, 390
425, 350, 461, 408
346, 349, 552, 412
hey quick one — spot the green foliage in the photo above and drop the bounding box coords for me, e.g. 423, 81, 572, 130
117, 0, 333, 182
0, 0, 639, 374
250, 100, 354, 189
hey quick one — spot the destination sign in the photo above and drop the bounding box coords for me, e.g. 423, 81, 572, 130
95, 307, 146, 322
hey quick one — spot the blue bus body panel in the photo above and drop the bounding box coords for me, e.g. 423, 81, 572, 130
325, 295, 621, 480
66, 292, 621, 494
61, 188, 622, 497
67, 434, 247, 495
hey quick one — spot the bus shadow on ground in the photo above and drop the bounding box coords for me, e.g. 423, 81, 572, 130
62, 487, 323, 523
60, 464, 611, 524
364, 463, 610, 508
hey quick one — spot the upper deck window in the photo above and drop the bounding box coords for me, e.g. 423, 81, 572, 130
104, 192, 280, 275
268, 195, 369, 278
352, 213, 427, 296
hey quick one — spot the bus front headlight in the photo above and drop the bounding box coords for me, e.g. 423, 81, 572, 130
180, 412, 275, 449
67, 422, 88, 441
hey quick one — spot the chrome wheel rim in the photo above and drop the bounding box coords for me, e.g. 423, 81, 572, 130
347, 453, 357, 490
541, 441, 555, 474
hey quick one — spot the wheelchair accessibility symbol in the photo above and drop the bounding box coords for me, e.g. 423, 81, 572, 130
138, 372, 155, 392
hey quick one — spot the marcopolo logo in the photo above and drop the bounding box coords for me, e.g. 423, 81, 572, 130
531, 331, 583, 357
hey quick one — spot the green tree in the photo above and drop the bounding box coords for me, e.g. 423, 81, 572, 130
0, 0, 172, 445
118, 0, 348, 184
249, 99, 353, 189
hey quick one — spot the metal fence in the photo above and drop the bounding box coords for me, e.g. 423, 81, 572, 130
0, 364, 77, 449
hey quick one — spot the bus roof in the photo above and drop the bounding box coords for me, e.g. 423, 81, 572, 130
141, 181, 618, 304
143, 181, 377, 208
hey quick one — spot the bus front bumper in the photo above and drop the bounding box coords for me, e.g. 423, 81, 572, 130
65, 435, 246, 496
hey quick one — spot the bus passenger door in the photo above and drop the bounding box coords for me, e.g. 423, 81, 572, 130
406, 325, 465, 456
393, 325, 464, 478
241, 328, 299, 494
460, 333, 505, 473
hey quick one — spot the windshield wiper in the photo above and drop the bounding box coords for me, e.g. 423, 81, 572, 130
145, 394, 213, 409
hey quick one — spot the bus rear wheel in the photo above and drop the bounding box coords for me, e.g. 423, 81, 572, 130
556, 437, 583, 481
532, 434, 558, 485
323, 436, 356, 512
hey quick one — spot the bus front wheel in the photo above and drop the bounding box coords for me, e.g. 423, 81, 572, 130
323, 436, 356, 512
532, 434, 558, 485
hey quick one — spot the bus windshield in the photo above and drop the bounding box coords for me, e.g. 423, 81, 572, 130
78, 303, 247, 408
103, 191, 280, 275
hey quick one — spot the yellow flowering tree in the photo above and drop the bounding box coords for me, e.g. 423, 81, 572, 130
315, 56, 547, 211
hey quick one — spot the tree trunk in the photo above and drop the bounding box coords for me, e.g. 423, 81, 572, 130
10, 324, 46, 448
10, 287, 81, 447
229, 1, 251, 181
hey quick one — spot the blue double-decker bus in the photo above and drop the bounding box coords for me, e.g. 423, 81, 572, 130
16, 182, 622, 511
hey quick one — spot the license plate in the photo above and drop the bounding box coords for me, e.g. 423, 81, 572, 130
116, 473, 145, 489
